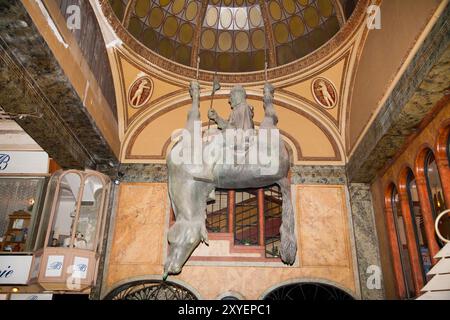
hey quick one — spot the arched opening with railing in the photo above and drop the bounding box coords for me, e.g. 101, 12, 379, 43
103, 280, 199, 300
384, 183, 415, 299
383, 121, 450, 298
261, 281, 355, 301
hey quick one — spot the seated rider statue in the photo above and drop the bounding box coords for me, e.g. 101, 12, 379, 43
208, 85, 255, 131
194, 85, 255, 182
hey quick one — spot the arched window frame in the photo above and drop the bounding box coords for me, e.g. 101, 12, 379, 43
447, 132, 450, 164
423, 150, 446, 219
405, 169, 428, 282
435, 123, 450, 207
384, 183, 415, 299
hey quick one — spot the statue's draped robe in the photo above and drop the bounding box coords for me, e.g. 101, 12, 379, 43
227, 103, 254, 130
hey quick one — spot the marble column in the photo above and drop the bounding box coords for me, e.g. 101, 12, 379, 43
348, 183, 385, 300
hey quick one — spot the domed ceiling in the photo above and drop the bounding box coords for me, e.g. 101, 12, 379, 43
108, 0, 345, 73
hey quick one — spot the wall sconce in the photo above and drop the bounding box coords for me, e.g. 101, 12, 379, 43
114, 171, 124, 185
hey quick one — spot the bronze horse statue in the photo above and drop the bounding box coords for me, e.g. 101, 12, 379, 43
164, 81, 297, 279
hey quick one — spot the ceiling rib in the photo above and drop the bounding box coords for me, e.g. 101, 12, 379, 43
258, 0, 277, 68
332, 0, 346, 26
190, 0, 209, 67
122, 0, 136, 28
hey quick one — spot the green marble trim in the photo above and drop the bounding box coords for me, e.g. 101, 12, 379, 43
348, 183, 385, 300
99, 164, 347, 185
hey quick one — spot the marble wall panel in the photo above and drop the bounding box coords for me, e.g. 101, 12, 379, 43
297, 185, 350, 267
107, 183, 167, 284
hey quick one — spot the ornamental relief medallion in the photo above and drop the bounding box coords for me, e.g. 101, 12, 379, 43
128, 76, 153, 109
311, 77, 338, 109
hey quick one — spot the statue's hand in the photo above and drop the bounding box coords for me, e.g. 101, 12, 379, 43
208, 109, 217, 120
189, 80, 200, 98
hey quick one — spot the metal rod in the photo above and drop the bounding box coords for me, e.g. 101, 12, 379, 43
265, 62, 268, 83
196, 56, 200, 80
206, 71, 218, 140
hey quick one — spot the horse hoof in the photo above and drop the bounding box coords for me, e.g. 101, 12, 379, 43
281, 240, 297, 265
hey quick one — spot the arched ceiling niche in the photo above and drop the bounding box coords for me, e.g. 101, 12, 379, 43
122, 97, 343, 164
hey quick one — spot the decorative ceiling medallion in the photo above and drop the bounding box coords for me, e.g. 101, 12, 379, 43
128, 76, 153, 108
311, 77, 338, 109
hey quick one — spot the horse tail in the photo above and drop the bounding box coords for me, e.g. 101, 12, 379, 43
278, 178, 297, 265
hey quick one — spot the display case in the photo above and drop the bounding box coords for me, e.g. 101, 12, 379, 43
0, 210, 31, 252
29, 170, 110, 291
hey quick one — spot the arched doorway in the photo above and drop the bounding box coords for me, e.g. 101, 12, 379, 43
104, 280, 198, 300
262, 282, 355, 300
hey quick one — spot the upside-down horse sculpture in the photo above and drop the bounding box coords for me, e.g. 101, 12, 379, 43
164, 80, 296, 279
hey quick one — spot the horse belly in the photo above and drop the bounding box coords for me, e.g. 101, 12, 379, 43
214, 163, 286, 189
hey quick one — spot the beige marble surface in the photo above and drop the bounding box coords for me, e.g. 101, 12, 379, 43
192, 240, 262, 258
108, 183, 167, 267
297, 185, 350, 267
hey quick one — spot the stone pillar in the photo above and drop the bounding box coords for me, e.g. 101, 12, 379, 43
348, 183, 385, 300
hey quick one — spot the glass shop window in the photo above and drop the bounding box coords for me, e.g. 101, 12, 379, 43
47, 172, 81, 248
264, 186, 282, 258
406, 171, 430, 280
424, 151, 449, 247
234, 190, 259, 246
44, 171, 108, 250
77, 175, 106, 250
34, 171, 60, 250
391, 187, 415, 299
205, 185, 283, 258
0, 177, 46, 252
206, 190, 229, 233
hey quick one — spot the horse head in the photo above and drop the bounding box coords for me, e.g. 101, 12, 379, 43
163, 220, 208, 279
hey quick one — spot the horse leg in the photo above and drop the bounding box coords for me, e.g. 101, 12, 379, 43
164, 181, 211, 278
185, 83, 200, 132
277, 177, 297, 265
